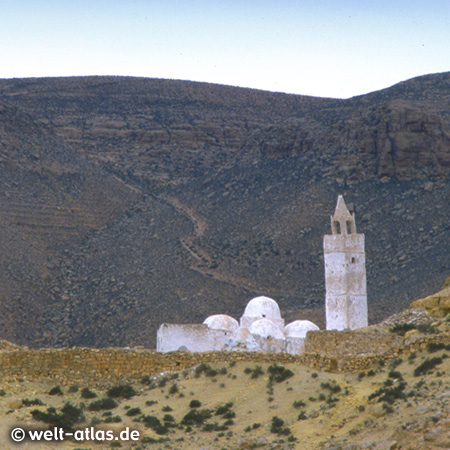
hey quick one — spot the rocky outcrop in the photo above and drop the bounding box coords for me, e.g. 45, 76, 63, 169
410, 278, 450, 317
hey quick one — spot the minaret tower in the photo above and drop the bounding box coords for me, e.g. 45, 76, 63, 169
323, 195, 368, 330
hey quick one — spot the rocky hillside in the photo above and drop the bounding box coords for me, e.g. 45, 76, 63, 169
0, 73, 449, 348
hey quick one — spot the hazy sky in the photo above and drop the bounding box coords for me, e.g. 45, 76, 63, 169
1, 0, 449, 98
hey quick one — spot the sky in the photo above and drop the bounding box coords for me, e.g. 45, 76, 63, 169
0, 0, 449, 99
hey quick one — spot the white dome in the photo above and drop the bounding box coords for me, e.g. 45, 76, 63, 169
249, 318, 285, 340
203, 314, 239, 332
284, 320, 319, 338
242, 296, 282, 320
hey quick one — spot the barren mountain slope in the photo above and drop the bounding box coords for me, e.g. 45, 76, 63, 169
0, 73, 449, 347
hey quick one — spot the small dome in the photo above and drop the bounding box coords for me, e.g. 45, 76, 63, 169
249, 318, 285, 340
242, 296, 282, 320
284, 320, 319, 338
203, 314, 239, 332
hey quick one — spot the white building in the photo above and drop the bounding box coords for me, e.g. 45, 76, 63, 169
156, 296, 319, 354
323, 195, 368, 330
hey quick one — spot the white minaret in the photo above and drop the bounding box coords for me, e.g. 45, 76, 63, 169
323, 195, 368, 330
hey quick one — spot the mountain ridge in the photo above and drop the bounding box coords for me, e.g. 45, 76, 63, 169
0, 72, 449, 348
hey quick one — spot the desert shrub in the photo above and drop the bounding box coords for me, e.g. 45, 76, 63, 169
268, 365, 294, 383
126, 407, 141, 417
215, 402, 233, 416
31, 402, 84, 431
49, 386, 63, 396
244, 365, 264, 379
104, 415, 122, 423
189, 399, 202, 408
68, 385, 79, 393
163, 414, 175, 422
388, 371, 402, 379
88, 398, 118, 411
293, 400, 306, 409
297, 411, 307, 420
368, 382, 406, 404
367, 370, 376, 376
142, 415, 169, 435
388, 358, 403, 370
270, 416, 291, 435
382, 403, 394, 414
0, 389, 6, 396
223, 410, 236, 419
81, 387, 97, 399
202, 422, 228, 432
414, 357, 443, 376
194, 363, 218, 378
141, 436, 170, 443
358, 372, 366, 380
427, 342, 445, 353
146, 400, 158, 406
311, 372, 318, 378
107, 384, 137, 399
252, 422, 261, 429
22, 398, 44, 406
320, 381, 341, 394
181, 409, 212, 426
390, 324, 415, 336
169, 383, 179, 395
162, 405, 173, 412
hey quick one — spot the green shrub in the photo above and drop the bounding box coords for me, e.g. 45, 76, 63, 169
368, 382, 406, 404
293, 400, 306, 409
194, 363, 218, 378
162, 405, 173, 411
104, 415, 121, 423
388, 371, 402, 379
414, 357, 443, 377
215, 402, 233, 415
88, 398, 118, 411
181, 409, 212, 426
126, 407, 141, 417
68, 385, 79, 393
49, 386, 63, 396
31, 403, 84, 431
169, 383, 179, 395
145, 400, 158, 406
268, 365, 294, 383
81, 388, 97, 399
244, 365, 265, 379
107, 384, 137, 399
270, 416, 291, 435
22, 398, 45, 406
297, 411, 307, 420
427, 342, 445, 353
320, 381, 341, 394
189, 399, 202, 408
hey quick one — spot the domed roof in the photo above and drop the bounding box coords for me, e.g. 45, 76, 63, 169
284, 320, 319, 338
249, 318, 285, 340
203, 314, 239, 332
242, 296, 282, 320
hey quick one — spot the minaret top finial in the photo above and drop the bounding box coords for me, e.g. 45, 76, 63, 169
330, 195, 356, 235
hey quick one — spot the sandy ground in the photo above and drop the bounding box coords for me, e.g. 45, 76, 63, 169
2, 347, 450, 450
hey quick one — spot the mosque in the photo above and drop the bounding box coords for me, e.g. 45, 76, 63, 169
157, 196, 368, 354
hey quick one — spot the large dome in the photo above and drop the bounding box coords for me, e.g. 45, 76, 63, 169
242, 296, 282, 320
203, 314, 239, 332
284, 320, 319, 338
249, 318, 285, 340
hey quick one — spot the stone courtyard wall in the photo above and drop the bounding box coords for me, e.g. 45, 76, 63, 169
1, 331, 450, 385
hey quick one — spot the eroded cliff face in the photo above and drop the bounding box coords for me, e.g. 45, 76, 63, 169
0, 73, 449, 348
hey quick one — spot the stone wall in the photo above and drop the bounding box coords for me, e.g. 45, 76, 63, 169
1, 332, 450, 385
305, 329, 404, 358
